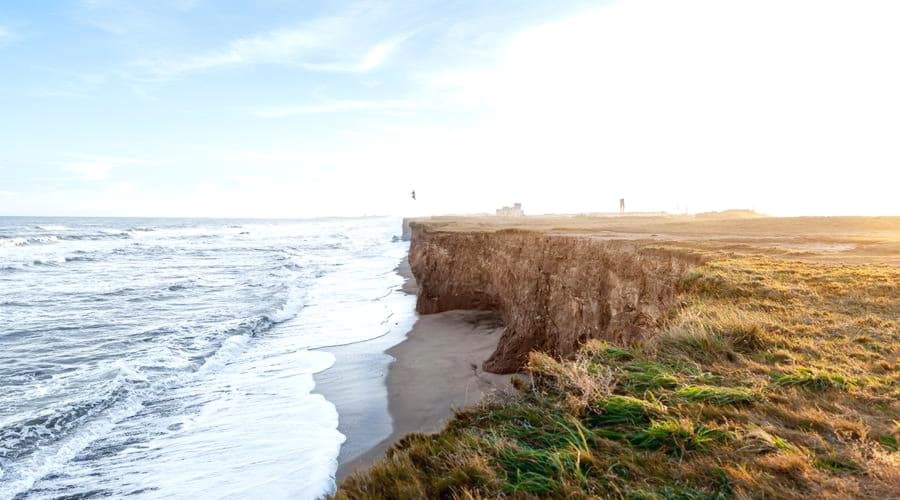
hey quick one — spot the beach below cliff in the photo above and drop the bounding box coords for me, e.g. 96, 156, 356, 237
315, 257, 512, 484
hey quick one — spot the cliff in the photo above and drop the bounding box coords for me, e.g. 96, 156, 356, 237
340, 216, 900, 498
408, 224, 700, 373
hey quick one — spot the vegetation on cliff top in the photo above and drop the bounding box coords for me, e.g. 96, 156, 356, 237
337, 249, 899, 499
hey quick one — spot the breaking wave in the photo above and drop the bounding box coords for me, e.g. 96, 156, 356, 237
0, 216, 406, 499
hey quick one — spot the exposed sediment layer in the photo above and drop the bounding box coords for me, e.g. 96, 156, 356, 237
408, 225, 700, 373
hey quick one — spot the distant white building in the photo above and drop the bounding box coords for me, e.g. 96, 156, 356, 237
496, 202, 524, 216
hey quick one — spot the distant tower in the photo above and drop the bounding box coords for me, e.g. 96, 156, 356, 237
619, 198, 625, 215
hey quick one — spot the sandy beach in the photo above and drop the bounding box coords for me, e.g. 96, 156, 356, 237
314, 257, 513, 483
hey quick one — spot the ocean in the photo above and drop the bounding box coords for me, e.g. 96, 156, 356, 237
0, 216, 410, 499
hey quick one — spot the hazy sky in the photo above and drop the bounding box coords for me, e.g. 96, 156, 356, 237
1, 0, 898, 217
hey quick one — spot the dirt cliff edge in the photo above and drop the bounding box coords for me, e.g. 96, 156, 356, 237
408, 224, 699, 373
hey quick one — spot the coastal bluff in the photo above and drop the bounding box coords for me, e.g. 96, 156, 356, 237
339, 215, 900, 498
403, 213, 900, 373
407, 222, 699, 373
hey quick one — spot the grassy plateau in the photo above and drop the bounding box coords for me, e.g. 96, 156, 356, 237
338, 216, 899, 499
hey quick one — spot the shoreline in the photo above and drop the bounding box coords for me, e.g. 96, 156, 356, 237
311, 261, 416, 486
314, 255, 512, 485
338, 309, 512, 482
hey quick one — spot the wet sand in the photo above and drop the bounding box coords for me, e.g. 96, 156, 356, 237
316, 258, 512, 484
312, 260, 416, 481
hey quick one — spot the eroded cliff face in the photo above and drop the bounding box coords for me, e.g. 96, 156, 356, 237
408, 225, 700, 373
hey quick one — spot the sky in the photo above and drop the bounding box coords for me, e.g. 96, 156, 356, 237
0, 0, 898, 218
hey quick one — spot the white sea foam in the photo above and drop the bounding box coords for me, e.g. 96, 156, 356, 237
0, 237, 27, 248
31, 256, 66, 266
129, 349, 344, 499
0, 236, 59, 248
0, 365, 149, 499
1, 216, 407, 500
193, 334, 251, 377
270, 285, 306, 323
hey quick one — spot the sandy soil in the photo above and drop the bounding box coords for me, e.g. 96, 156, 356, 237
334, 265, 512, 482
337, 311, 511, 481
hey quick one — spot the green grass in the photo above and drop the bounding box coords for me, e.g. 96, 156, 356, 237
627, 481, 731, 500
621, 362, 679, 391
588, 395, 665, 426
771, 368, 851, 390
674, 385, 759, 405
813, 455, 864, 474
628, 419, 729, 456
585, 341, 635, 362
496, 447, 562, 494
876, 434, 898, 452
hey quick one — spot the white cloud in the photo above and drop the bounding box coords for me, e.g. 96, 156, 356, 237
78, 0, 205, 35
62, 155, 150, 180
132, 28, 324, 79
29, 70, 109, 98
252, 99, 417, 117
78, 0, 146, 35
0, 26, 14, 47
298, 34, 409, 73
129, 20, 406, 80
170, 0, 203, 12
412, 0, 900, 216
64, 162, 114, 180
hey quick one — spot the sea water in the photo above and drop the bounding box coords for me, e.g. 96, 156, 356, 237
0, 216, 410, 499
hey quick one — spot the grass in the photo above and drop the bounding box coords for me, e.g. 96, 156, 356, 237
588, 395, 665, 426
621, 363, 679, 392
628, 418, 729, 456
337, 248, 900, 499
876, 434, 898, 452
674, 385, 759, 405
813, 454, 865, 474
771, 368, 852, 390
